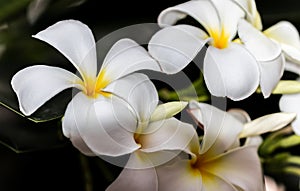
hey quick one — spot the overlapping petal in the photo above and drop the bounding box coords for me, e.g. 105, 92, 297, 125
204, 43, 260, 100
148, 25, 208, 74
202, 145, 263, 191
264, 21, 300, 64
11, 65, 82, 116
156, 159, 203, 191
103, 73, 158, 127
63, 92, 139, 157
158, 0, 220, 32
32, 20, 97, 79
188, 101, 243, 157
101, 39, 161, 81
238, 19, 285, 97
106, 163, 158, 191
139, 118, 199, 156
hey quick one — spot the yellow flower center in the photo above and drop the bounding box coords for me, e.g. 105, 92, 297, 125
209, 28, 230, 49
82, 70, 111, 98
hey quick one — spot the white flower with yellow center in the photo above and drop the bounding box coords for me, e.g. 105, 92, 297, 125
156, 101, 264, 191
11, 20, 169, 156
148, 0, 261, 101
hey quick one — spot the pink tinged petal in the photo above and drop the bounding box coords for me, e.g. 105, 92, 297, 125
259, 54, 285, 98
158, 0, 220, 32
148, 25, 208, 74
202, 145, 264, 191
11, 65, 82, 116
188, 102, 243, 157
103, 73, 158, 125
204, 44, 260, 100
100, 39, 161, 81
32, 20, 97, 78
106, 164, 158, 191
156, 159, 202, 191
139, 118, 200, 157
280, 94, 300, 135
65, 92, 139, 157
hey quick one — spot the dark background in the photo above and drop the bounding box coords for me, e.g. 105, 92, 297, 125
0, 0, 299, 190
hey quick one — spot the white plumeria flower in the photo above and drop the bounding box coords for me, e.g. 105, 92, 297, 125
148, 0, 261, 101
155, 101, 264, 191
264, 176, 285, 191
11, 20, 168, 156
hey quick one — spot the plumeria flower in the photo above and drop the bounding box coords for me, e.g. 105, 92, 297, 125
155, 101, 264, 191
11, 20, 170, 156
148, 0, 261, 101
264, 176, 285, 191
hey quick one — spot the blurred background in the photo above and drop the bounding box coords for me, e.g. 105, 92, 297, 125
0, 0, 299, 190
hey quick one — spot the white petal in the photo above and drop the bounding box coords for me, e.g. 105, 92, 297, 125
204, 43, 259, 100
240, 112, 296, 138
106, 163, 158, 191
139, 118, 199, 157
238, 19, 282, 62
100, 39, 161, 81
11, 65, 81, 116
231, 0, 262, 30
103, 73, 158, 124
158, 0, 220, 32
285, 60, 300, 75
203, 145, 264, 191
148, 25, 208, 74
150, 101, 188, 122
228, 108, 251, 123
282, 44, 300, 65
33, 20, 97, 79
156, 159, 202, 191
210, 0, 245, 40
264, 21, 300, 49
279, 94, 300, 135
64, 92, 140, 157
259, 54, 285, 98
188, 101, 243, 158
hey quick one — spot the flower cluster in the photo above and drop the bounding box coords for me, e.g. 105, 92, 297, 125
10, 0, 300, 190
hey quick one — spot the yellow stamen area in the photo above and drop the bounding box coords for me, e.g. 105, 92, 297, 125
82, 70, 111, 98
209, 28, 230, 49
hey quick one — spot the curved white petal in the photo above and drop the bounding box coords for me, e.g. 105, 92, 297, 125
203, 145, 263, 191
264, 21, 300, 49
156, 159, 203, 191
259, 54, 285, 98
238, 19, 282, 62
158, 0, 220, 32
64, 92, 140, 157
139, 118, 199, 157
100, 39, 161, 81
107, 163, 158, 191
11, 65, 81, 116
188, 102, 243, 158
231, 0, 262, 30
279, 94, 300, 135
281, 44, 300, 65
240, 112, 296, 138
103, 73, 158, 125
33, 20, 97, 79
148, 25, 208, 74
150, 101, 188, 122
228, 108, 251, 123
204, 43, 259, 100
